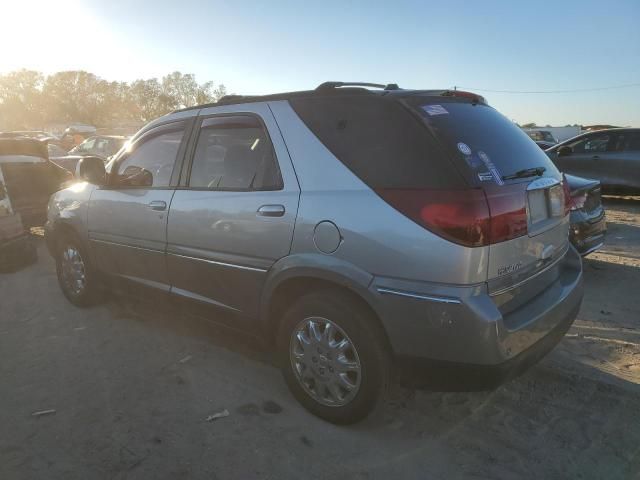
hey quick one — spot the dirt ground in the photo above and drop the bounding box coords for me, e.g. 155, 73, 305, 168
1, 197, 639, 480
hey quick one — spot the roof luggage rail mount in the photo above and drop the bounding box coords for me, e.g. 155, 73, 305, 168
316, 81, 401, 91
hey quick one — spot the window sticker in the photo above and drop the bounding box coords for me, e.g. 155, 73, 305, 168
477, 172, 493, 182
478, 151, 504, 186
457, 142, 472, 156
422, 104, 449, 116
465, 154, 484, 169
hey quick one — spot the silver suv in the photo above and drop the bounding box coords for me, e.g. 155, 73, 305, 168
45, 82, 583, 424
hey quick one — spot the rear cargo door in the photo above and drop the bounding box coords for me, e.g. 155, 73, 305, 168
405, 97, 569, 292
485, 178, 569, 296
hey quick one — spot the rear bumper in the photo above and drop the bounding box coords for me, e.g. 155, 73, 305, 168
395, 300, 578, 389
371, 245, 583, 388
570, 209, 606, 256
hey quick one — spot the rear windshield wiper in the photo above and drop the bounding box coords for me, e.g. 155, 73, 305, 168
502, 167, 546, 181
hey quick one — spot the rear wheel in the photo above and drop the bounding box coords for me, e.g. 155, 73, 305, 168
278, 290, 390, 424
55, 235, 101, 306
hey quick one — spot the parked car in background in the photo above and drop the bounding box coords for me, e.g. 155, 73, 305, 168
0, 136, 71, 228
0, 163, 37, 270
50, 135, 128, 174
537, 141, 607, 254
535, 140, 556, 151
45, 83, 583, 424
526, 126, 582, 143
59, 124, 97, 150
47, 143, 69, 158
525, 130, 557, 143
565, 174, 606, 256
546, 128, 640, 193
6, 130, 58, 141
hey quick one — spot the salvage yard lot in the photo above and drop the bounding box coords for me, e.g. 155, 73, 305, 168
1, 197, 639, 480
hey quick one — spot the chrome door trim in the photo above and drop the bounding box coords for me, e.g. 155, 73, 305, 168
171, 286, 241, 312
168, 252, 269, 273
89, 238, 164, 254
376, 287, 461, 305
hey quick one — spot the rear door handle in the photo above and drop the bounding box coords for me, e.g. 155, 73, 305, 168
257, 204, 285, 217
148, 200, 167, 211
592, 155, 600, 160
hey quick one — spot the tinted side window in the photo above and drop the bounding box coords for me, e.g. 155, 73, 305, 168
290, 95, 465, 189
570, 133, 611, 153
116, 127, 184, 187
615, 132, 640, 152
189, 115, 282, 190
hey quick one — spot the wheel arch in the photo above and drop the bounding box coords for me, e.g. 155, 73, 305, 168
260, 255, 391, 351
45, 219, 86, 257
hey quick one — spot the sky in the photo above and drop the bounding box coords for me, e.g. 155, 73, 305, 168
1, 0, 639, 126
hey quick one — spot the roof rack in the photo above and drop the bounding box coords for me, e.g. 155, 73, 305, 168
316, 81, 401, 91
217, 94, 250, 103
172, 82, 404, 114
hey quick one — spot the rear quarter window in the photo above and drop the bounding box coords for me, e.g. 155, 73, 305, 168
289, 95, 465, 189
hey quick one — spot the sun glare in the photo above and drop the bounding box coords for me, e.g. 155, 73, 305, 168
0, 0, 126, 78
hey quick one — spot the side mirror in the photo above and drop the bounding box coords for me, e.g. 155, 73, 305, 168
76, 156, 106, 185
557, 146, 572, 157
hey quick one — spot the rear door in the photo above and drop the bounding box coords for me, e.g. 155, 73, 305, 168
554, 131, 614, 181
609, 130, 640, 190
166, 103, 299, 318
87, 120, 190, 291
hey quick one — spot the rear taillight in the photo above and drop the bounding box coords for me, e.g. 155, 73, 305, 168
484, 184, 528, 244
375, 186, 528, 247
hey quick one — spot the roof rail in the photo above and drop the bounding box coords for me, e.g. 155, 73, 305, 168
316, 81, 401, 91
217, 94, 248, 103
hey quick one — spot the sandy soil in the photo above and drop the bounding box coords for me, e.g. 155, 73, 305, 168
1, 197, 639, 480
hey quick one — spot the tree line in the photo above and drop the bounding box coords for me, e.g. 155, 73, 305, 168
0, 69, 227, 131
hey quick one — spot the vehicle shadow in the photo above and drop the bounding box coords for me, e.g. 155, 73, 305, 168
20, 238, 640, 480
104, 292, 277, 367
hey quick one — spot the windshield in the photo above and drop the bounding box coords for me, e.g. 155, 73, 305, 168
407, 99, 560, 185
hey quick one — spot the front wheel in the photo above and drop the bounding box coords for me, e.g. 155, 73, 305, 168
55, 235, 101, 306
278, 290, 390, 424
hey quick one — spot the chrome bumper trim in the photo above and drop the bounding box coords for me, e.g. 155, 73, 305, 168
376, 287, 461, 305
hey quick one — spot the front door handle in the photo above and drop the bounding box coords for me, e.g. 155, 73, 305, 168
592, 155, 600, 160
148, 200, 167, 211
257, 204, 285, 217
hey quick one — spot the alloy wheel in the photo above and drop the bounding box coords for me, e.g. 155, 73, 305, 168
290, 316, 362, 407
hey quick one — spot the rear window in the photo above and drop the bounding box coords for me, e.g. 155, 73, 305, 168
405, 98, 560, 185
289, 95, 465, 189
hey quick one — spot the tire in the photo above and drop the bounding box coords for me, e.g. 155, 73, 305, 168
55, 234, 101, 307
277, 289, 390, 424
